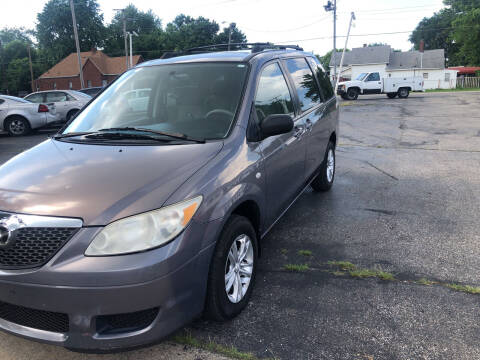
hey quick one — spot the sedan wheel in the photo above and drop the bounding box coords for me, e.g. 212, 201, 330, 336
7, 117, 30, 136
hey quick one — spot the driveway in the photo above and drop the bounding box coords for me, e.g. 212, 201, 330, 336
0, 91, 479, 359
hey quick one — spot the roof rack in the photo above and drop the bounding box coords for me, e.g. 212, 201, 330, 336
160, 43, 304, 59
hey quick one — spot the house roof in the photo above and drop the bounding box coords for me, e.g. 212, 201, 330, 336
386, 49, 444, 70
448, 66, 480, 75
39, 50, 142, 79
330, 45, 391, 66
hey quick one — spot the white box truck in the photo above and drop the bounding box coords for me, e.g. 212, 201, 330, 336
337, 72, 424, 100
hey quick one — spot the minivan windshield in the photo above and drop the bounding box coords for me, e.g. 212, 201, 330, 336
63, 63, 248, 140
355, 73, 368, 81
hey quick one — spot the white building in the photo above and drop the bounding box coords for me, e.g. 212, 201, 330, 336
329, 45, 458, 89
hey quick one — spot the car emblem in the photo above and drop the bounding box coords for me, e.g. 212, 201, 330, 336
0, 215, 23, 248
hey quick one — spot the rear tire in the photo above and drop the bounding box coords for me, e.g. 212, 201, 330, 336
387, 93, 397, 99
5, 116, 31, 136
346, 88, 358, 100
205, 215, 258, 321
398, 88, 409, 98
311, 141, 335, 192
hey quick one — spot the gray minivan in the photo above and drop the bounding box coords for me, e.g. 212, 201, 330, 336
0, 44, 338, 351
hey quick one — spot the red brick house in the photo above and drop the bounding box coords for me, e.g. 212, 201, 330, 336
36, 49, 143, 91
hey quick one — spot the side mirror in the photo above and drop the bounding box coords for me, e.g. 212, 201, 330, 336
260, 114, 294, 140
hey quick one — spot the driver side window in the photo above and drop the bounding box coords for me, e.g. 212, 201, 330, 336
366, 72, 380, 82
254, 62, 294, 125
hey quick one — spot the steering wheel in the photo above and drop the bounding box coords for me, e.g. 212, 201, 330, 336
205, 109, 234, 120
204, 109, 235, 137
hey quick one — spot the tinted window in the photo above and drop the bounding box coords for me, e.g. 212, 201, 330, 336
254, 62, 294, 123
284, 58, 321, 112
25, 93, 44, 103
366, 73, 380, 81
46, 92, 68, 102
64, 63, 249, 140
308, 57, 334, 100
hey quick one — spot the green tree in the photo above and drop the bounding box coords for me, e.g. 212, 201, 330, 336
36, 0, 106, 62
409, 8, 462, 65
103, 4, 165, 59
164, 14, 220, 50
215, 23, 247, 48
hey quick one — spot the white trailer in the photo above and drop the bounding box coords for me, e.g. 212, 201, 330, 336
336, 72, 424, 100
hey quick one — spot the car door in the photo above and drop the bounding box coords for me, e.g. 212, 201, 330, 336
363, 72, 382, 93
46, 92, 68, 120
253, 61, 307, 225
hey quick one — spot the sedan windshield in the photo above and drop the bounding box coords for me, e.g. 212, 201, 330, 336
355, 73, 368, 81
63, 63, 249, 140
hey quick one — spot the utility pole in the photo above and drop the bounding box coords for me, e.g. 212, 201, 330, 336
128, 31, 138, 68
27, 46, 35, 92
114, 9, 128, 70
70, 0, 85, 89
335, 12, 356, 93
324, 0, 337, 83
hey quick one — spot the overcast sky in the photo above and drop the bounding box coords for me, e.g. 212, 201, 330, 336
1, 0, 445, 55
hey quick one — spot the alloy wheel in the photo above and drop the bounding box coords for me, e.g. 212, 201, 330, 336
326, 149, 335, 182
9, 119, 25, 135
225, 234, 254, 304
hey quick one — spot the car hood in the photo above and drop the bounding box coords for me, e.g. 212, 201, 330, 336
338, 80, 362, 87
0, 139, 223, 225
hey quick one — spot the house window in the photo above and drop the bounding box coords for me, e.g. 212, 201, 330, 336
102, 80, 108, 87
445, 73, 450, 81
53, 82, 57, 89
69, 81, 73, 89
87, 80, 92, 88
423, 73, 429, 79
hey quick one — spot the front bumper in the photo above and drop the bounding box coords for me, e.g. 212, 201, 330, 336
336, 87, 346, 95
0, 218, 222, 351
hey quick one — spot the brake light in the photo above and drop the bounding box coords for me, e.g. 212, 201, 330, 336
38, 104, 49, 113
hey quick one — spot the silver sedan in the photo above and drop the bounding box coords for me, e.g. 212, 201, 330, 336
0, 95, 60, 136
24, 90, 91, 121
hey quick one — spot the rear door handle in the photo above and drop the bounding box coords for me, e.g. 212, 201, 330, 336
305, 119, 313, 130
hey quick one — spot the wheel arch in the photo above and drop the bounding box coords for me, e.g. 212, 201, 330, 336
329, 131, 337, 147
230, 200, 262, 256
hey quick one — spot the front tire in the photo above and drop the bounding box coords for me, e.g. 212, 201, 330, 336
6, 116, 31, 136
205, 215, 258, 321
311, 141, 335, 192
346, 88, 358, 100
66, 109, 78, 121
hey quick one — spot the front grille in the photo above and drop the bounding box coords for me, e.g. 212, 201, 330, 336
0, 300, 69, 333
96, 308, 159, 335
0, 227, 77, 269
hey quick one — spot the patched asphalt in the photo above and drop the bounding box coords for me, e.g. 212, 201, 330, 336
1, 91, 480, 359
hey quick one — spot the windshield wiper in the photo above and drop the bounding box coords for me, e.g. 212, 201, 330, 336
98, 127, 206, 144
52, 131, 96, 139
83, 132, 169, 142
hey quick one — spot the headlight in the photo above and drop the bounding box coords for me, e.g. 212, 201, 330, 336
85, 196, 202, 256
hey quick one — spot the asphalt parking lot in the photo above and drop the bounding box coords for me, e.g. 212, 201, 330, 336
1, 91, 480, 359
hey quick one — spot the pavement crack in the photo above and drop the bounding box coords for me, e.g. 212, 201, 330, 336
364, 161, 399, 181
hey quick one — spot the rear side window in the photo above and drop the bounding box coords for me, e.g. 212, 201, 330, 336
254, 62, 294, 123
25, 93, 44, 103
284, 58, 322, 112
46, 92, 68, 102
366, 72, 380, 81
307, 57, 334, 100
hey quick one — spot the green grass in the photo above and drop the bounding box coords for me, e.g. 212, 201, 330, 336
417, 278, 435, 286
284, 263, 310, 272
327, 260, 356, 271
280, 248, 288, 255
173, 333, 260, 360
425, 87, 480, 92
444, 283, 480, 294
298, 250, 313, 257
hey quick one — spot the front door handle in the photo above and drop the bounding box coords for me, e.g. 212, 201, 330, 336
293, 125, 305, 138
